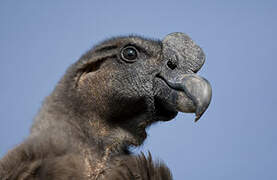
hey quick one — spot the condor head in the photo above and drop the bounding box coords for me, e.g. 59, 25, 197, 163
54, 32, 212, 146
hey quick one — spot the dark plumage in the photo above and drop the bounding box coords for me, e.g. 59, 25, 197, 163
0, 33, 211, 179
104, 153, 172, 180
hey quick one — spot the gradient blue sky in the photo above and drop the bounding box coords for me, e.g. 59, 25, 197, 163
0, 1, 276, 179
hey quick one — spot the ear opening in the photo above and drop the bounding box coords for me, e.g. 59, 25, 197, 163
74, 53, 117, 87
83, 59, 105, 73
74, 59, 105, 88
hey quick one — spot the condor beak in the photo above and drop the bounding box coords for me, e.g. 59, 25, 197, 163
160, 32, 212, 121
163, 74, 212, 122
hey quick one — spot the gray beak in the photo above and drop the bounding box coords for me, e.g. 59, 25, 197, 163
165, 74, 212, 122
161, 32, 212, 121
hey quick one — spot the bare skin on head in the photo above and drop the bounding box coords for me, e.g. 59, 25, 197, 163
0, 33, 211, 179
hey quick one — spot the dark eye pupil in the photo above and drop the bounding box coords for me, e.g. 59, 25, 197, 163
123, 48, 137, 60
167, 60, 177, 70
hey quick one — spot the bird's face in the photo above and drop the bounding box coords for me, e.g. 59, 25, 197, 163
70, 33, 211, 144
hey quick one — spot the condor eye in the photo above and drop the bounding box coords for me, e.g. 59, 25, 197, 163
121, 46, 138, 62
167, 60, 177, 70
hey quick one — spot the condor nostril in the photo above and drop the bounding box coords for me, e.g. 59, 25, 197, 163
167, 60, 177, 70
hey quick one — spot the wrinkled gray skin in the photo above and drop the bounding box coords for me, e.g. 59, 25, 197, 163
0, 33, 211, 180
159, 33, 212, 121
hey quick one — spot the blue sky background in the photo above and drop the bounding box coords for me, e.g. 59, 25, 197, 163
0, 0, 276, 179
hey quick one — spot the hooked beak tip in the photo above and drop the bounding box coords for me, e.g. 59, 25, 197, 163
194, 116, 200, 123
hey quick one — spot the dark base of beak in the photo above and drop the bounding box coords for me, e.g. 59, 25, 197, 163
154, 97, 178, 121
